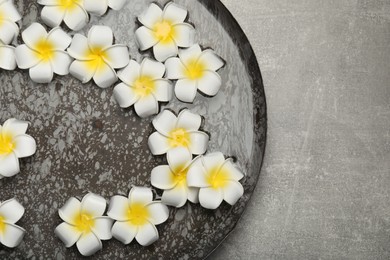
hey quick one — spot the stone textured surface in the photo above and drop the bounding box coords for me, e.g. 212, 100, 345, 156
212, 0, 390, 259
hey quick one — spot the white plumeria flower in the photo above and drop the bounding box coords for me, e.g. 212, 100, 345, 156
187, 152, 245, 210
151, 147, 199, 208
135, 2, 195, 62
0, 118, 37, 179
0, 0, 21, 45
37, 0, 89, 31
68, 25, 130, 88
165, 44, 225, 103
0, 41, 16, 70
55, 193, 114, 256
15, 23, 73, 83
84, 0, 126, 16
113, 58, 173, 118
107, 187, 169, 246
0, 198, 26, 248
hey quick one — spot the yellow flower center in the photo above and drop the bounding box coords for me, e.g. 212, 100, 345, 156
0, 216, 6, 234
85, 46, 110, 73
73, 212, 95, 233
168, 128, 190, 148
153, 21, 176, 44
0, 132, 15, 155
172, 167, 189, 186
133, 76, 156, 97
57, 0, 80, 11
34, 39, 55, 62
127, 203, 149, 226
206, 167, 230, 189
184, 59, 205, 80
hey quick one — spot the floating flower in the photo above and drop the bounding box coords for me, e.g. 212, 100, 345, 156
55, 193, 114, 256
0, 0, 21, 44
187, 152, 244, 210
107, 187, 169, 246
37, 0, 89, 31
165, 44, 225, 103
135, 2, 195, 62
0, 41, 16, 70
151, 147, 199, 208
15, 23, 73, 83
148, 109, 209, 158
0, 198, 26, 248
84, 0, 126, 16
0, 118, 36, 179
113, 58, 172, 118
68, 25, 130, 88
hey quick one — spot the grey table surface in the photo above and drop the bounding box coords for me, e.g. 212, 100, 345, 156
212, 0, 390, 259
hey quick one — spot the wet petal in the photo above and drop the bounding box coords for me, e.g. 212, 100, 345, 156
222, 181, 244, 206
138, 3, 162, 29
172, 23, 195, 47
174, 79, 198, 103
0, 223, 25, 248
146, 202, 169, 225
113, 83, 139, 108
107, 195, 130, 221
163, 2, 187, 25
153, 79, 172, 102
0, 198, 24, 224
0, 45, 16, 70
199, 187, 223, 209
54, 222, 81, 247
29, 61, 53, 83
117, 60, 141, 86
167, 147, 193, 173
91, 217, 113, 240
198, 50, 225, 71
76, 232, 102, 256
12, 134, 36, 158
177, 109, 202, 131
151, 165, 176, 190
135, 221, 158, 246
111, 221, 137, 245
80, 193, 107, 217
129, 187, 153, 206
153, 41, 178, 62
67, 34, 91, 60
104, 45, 129, 69
197, 71, 222, 97
134, 95, 159, 118
21, 23, 48, 50
148, 132, 170, 155
88, 26, 113, 49
63, 4, 89, 31
135, 26, 158, 51
93, 62, 118, 88
84, 0, 108, 16
152, 109, 177, 136
40, 6, 65, 28
165, 57, 186, 79
58, 197, 81, 224
161, 185, 188, 208
15, 44, 40, 69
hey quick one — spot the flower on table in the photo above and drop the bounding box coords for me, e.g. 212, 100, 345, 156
113, 58, 172, 118
68, 25, 130, 88
107, 187, 169, 246
84, 0, 127, 16
148, 109, 209, 158
15, 23, 73, 83
37, 0, 89, 31
0, 0, 21, 44
151, 147, 199, 208
54, 193, 114, 256
0, 198, 26, 248
135, 2, 195, 62
0, 41, 16, 70
187, 152, 244, 210
0, 118, 36, 179
165, 44, 225, 103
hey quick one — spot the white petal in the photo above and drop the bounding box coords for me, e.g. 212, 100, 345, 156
140, 58, 165, 80
76, 232, 102, 257
172, 23, 195, 47
146, 202, 169, 225
151, 165, 176, 190
54, 222, 81, 247
81, 193, 107, 217
129, 187, 153, 206
197, 71, 222, 97
67, 34, 90, 60
153, 79, 172, 102
107, 195, 130, 221
107, 0, 126, 10
51, 51, 72, 75
202, 152, 225, 173
0, 153, 19, 177
58, 197, 81, 224
37, 0, 58, 4
188, 132, 209, 155
21, 23, 48, 50
15, 44, 40, 69
63, 4, 89, 31
138, 3, 163, 29
178, 44, 202, 66
174, 79, 197, 103
104, 45, 129, 69
187, 187, 199, 204
187, 158, 208, 188
0, 198, 24, 224
91, 217, 113, 240
152, 109, 177, 136
0, 45, 16, 70
29, 61, 53, 83
177, 109, 202, 131
135, 221, 159, 246
220, 159, 245, 182
163, 2, 187, 25
161, 185, 188, 208
88, 26, 113, 49
113, 83, 139, 108
12, 134, 36, 158
0, 0, 22, 22
167, 147, 192, 173
0, 20, 19, 45
165, 57, 186, 79
117, 60, 141, 86
222, 181, 244, 206
0, 223, 25, 248
47, 27, 72, 51
153, 41, 178, 62
199, 187, 223, 209
198, 49, 225, 71
111, 221, 137, 245
148, 132, 169, 155
2, 118, 29, 136
84, 0, 108, 16
135, 26, 158, 51
134, 95, 159, 118
41, 6, 65, 28
93, 62, 118, 88
69, 60, 95, 84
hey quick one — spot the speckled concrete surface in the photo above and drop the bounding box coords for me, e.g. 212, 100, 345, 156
212, 0, 390, 259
